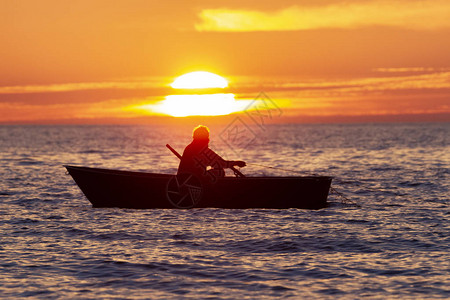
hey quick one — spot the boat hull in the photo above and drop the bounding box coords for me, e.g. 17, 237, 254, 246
65, 165, 332, 209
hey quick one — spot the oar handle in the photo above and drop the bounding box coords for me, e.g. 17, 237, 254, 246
166, 144, 182, 160
230, 166, 245, 178
166, 144, 245, 178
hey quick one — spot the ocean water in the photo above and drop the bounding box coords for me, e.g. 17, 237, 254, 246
0, 123, 448, 299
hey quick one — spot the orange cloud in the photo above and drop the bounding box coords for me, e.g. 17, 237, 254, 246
373, 67, 450, 73
0, 97, 156, 123
196, 1, 450, 31
230, 71, 450, 95
0, 78, 166, 94
231, 71, 450, 118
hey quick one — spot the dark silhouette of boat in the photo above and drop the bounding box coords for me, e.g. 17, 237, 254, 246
65, 165, 332, 209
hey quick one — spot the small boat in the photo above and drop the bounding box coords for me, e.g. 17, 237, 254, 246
65, 165, 332, 209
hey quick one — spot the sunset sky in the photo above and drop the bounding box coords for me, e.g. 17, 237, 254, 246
1, 0, 449, 124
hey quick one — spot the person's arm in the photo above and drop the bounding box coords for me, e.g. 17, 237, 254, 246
203, 148, 246, 169
225, 160, 246, 168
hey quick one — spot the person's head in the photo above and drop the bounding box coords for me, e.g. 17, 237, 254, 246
192, 125, 210, 142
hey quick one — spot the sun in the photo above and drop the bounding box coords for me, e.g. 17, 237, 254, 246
171, 71, 228, 89
128, 71, 254, 117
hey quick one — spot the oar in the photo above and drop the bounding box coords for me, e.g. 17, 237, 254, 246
230, 166, 245, 178
166, 144, 245, 178
166, 144, 182, 160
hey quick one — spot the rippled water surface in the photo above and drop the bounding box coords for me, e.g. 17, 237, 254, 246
0, 123, 449, 299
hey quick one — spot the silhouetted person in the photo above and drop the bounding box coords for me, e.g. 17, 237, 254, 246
178, 125, 246, 179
